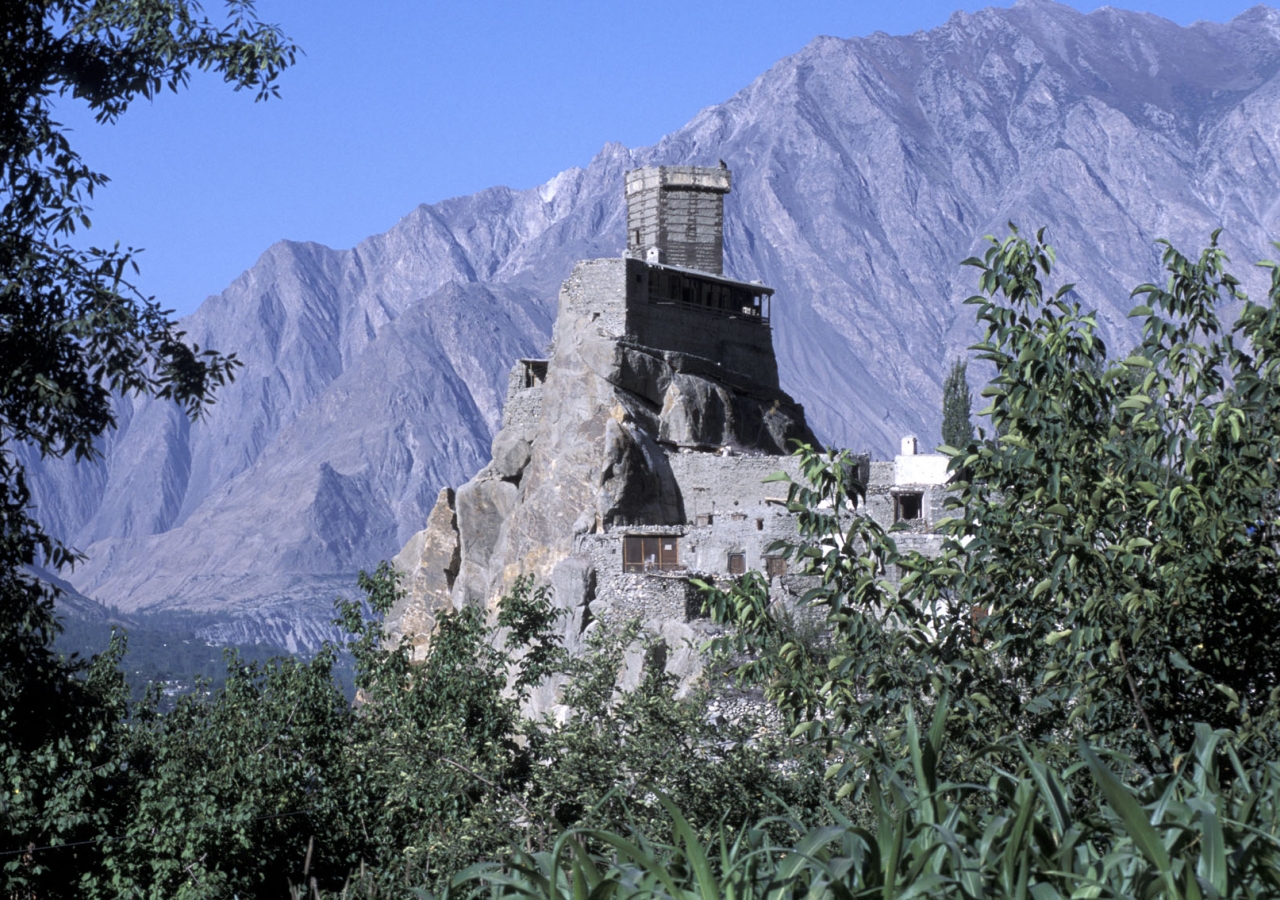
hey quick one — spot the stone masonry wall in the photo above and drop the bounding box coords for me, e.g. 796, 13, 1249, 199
667, 452, 802, 520
560, 258, 629, 340
501, 387, 543, 434
865, 461, 896, 527
578, 532, 698, 625
559, 258, 777, 389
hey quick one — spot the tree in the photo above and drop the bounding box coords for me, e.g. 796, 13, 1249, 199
1, 2, 296, 889
940, 358, 973, 450
442, 231, 1280, 900
702, 228, 1280, 774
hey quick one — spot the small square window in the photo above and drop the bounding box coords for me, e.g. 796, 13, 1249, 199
727, 552, 745, 576
765, 556, 787, 578
894, 492, 923, 521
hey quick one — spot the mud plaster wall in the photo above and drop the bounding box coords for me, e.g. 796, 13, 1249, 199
667, 452, 802, 519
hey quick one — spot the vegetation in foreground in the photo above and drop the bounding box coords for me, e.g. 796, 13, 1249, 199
4, 569, 827, 896
437, 230, 1280, 897
3, 231, 1279, 897
5, 3, 1279, 895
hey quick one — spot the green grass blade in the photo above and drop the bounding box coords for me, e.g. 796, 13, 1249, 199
882, 811, 907, 900
777, 825, 847, 881
1196, 807, 1226, 897
1079, 741, 1179, 900
1018, 740, 1072, 835
582, 829, 689, 899
657, 794, 719, 900
906, 707, 937, 825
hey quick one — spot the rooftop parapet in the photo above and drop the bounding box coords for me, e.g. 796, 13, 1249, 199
625, 165, 732, 275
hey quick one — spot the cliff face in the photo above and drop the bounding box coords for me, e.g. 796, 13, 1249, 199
24, 2, 1280, 643
390, 246, 816, 708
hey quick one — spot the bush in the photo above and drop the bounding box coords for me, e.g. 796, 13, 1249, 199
445, 230, 1280, 899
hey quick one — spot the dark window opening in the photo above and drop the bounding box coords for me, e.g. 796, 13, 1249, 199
623, 535, 681, 573
765, 556, 787, 578
644, 268, 771, 324
894, 492, 923, 521
756, 518, 764, 531
521, 359, 548, 389
727, 552, 745, 576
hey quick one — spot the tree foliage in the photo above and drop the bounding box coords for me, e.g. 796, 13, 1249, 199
941, 358, 973, 450
3, 565, 823, 896
702, 229, 1280, 776
451, 230, 1280, 897
1, 1, 296, 891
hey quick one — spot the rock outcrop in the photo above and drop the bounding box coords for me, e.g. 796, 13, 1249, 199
386, 488, 460, 658
392, 169, 818, 705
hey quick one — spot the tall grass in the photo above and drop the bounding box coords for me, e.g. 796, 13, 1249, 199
429, 711, 1280, 899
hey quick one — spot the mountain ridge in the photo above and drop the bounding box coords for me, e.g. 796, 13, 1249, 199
25, 0, 1280, 642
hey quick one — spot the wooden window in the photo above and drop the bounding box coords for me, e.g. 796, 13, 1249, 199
659, 536, 679, 570
765, 555, 787, 578
623, 535, 680, 573
727, 552, 745, 576
521, 360, 547, 389
894, 492, 923, 521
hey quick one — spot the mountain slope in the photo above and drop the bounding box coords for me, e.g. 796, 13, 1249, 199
26, 0, 1280, 640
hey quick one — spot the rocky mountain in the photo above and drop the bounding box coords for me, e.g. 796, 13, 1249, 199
26, 0, 1280, 645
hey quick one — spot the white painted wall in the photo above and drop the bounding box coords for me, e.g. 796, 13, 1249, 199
894, 452, 950, 485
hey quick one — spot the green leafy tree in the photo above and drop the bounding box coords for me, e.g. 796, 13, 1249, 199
49, 564, 820, 896
701, 229, 1280, 776
1, 2, 296, 891
449, 231, 1280, 899
433, 231, 1280, 899
933, 228, 1280, 767
940, 358, 973, 450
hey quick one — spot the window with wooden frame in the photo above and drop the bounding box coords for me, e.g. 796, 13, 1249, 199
765, 555, 787, 578
521, 359, 547, 389
894, 491, 924, 521
727, 552, 745, 576
622, 535, 680, 573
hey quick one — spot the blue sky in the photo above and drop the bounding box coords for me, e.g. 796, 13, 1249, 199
56, 0, 1256, 316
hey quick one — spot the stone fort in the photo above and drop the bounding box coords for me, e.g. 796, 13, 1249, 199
388, 164, 949, 703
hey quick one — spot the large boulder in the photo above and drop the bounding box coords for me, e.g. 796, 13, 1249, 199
452, 478, 519, 607
387, 487, 460, 659
598, 417, 684, 527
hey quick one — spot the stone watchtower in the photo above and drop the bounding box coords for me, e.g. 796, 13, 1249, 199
625, 165, 731, 274
389, 164, 820, 701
